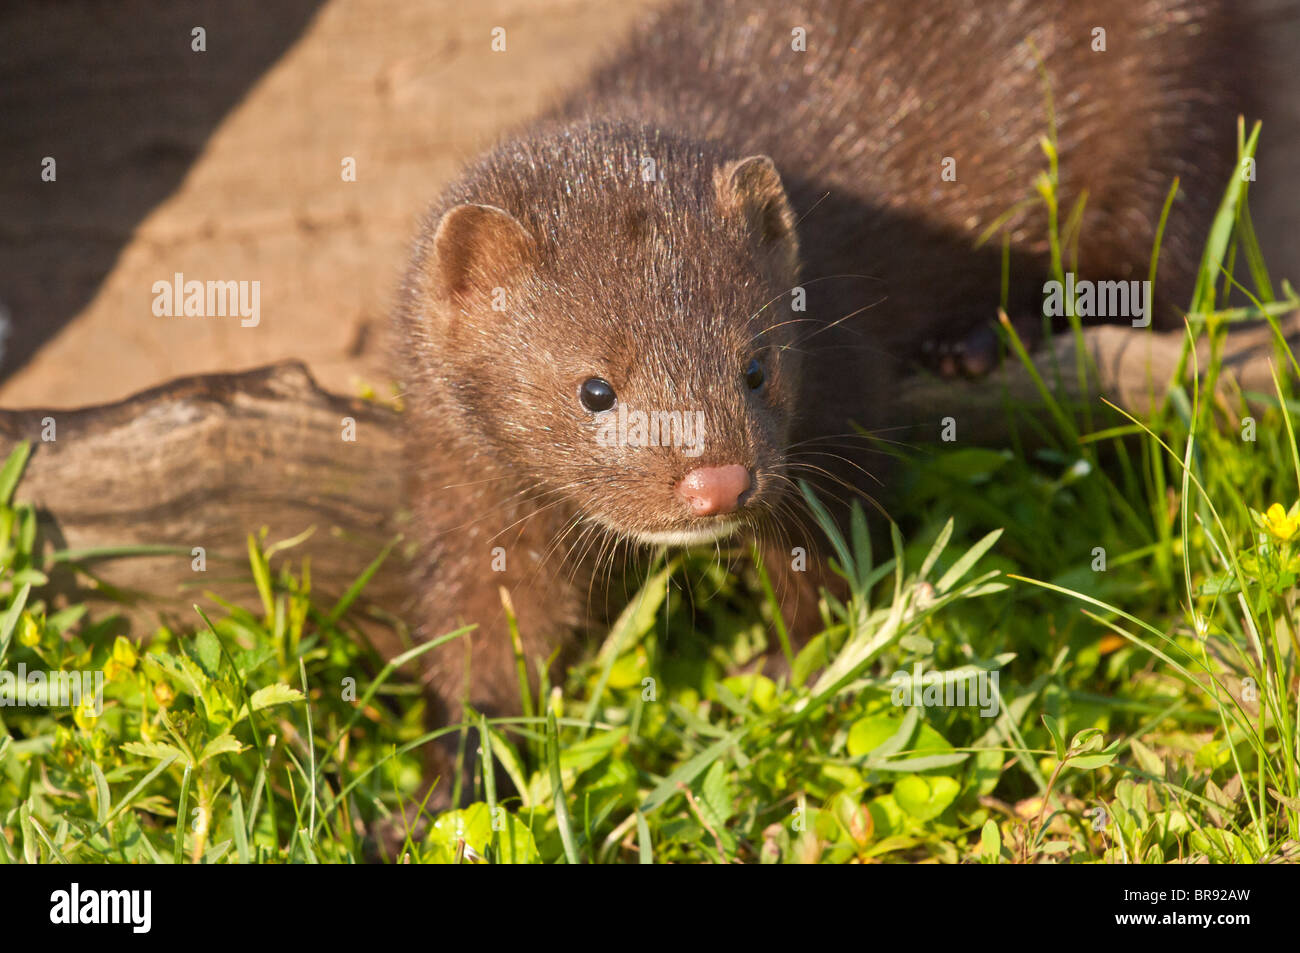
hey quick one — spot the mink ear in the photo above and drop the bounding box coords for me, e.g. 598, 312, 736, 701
428, 203, 535, 303
714, 155, 799, 277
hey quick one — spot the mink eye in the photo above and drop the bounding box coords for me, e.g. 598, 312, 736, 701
579, 377, 616, 412
744, 357, 765, 391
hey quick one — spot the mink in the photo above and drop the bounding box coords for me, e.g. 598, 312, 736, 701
392, 0, 1251, 801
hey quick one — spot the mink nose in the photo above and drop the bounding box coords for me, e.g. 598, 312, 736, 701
675, 465, 752, 517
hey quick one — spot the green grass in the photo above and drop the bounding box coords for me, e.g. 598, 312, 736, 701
2, 121, 1298, 863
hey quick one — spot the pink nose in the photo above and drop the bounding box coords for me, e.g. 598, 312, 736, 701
675, 465, 752, 517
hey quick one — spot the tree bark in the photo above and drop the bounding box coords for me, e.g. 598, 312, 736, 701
3, 315, 1296, 637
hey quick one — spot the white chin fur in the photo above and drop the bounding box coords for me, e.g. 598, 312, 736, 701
631, 522, 741, 547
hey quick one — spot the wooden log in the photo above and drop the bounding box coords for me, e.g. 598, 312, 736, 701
2, 315, 1296, 638
0, 362, 412, 646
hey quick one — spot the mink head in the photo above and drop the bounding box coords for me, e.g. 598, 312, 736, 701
405, 122, 805, 546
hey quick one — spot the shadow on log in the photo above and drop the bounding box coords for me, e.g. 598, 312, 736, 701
1, 315, 1296, 639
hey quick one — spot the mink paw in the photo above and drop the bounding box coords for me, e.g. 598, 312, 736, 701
920, 322, 1002, 378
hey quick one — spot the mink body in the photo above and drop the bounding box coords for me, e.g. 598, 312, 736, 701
393, 0, 1250, 797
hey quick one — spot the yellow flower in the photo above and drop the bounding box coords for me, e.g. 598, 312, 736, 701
111, 636, 138, 669
153, 681, 175, 708
73, 695, 101, 730
18, 613, 42, 647
1263, 502, 1300, 541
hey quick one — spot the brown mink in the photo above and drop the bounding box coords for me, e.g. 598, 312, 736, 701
392, 0, 1251, 799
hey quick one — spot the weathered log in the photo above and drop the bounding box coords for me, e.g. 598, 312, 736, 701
2, 315, 1296, 637
0, 362, 412, 646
